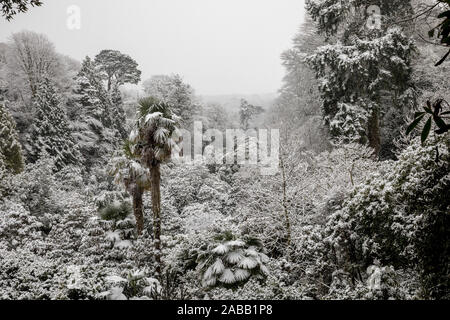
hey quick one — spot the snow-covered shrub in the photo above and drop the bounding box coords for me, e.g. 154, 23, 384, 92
61, 264, 111, 300
86, 165, 128, 211
101, 269, 161, 300
205, 278, 294, 300
164, 163, 232, 215
54, 165, 84, 191
329, 102, 369, 143
0, 248, 63, 300
0, 249, 110, 300
324, 265, 418, 300
99, 201, 132, 221
324, 135, 450, 299
364, 265, 409, 300
0, 201, 47, 250
196, 232, 270, 288
6, 156, 58, 216
206, 258, 308, 300
179, 203, 223, 234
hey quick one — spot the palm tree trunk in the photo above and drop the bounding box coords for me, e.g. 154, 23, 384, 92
150, 164, 162, 276
132, 185, 144, 236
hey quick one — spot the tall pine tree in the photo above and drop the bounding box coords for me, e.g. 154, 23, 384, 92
72, 56, 127, 137
0, 102, 24, 174
27, 78, 81, 170
72, 56, 113, 127
110, 82, 127, 138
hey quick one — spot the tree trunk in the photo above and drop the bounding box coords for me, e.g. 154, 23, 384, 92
132, 185, 144, 236
150, 164, 162, 276
368, 109, 381, 159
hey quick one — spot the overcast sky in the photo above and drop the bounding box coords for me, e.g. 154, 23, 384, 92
0, 0, 305, 95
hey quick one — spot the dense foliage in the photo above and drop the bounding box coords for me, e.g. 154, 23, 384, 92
0, 1, 449, 300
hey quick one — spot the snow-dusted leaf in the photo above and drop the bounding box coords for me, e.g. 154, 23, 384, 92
154, 127, 169, 144
260, 264, 270, 276
234, 269, 251, 281
212, 244, 229, 255
244, 248, 259, 257
225, 240, 245, 248
218, 269, 235, 284
129, 129, 138, 142
238, 257, 258, 269
259, 253, 270, 263
144, 112, 162, 124
211, 258, 225, 274
225, 250, 243, 264
203, 276, 217, 287
203, 266, 215, 280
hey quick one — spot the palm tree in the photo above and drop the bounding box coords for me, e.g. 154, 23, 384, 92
130, 97, 180, 275
110, 140, 151, 235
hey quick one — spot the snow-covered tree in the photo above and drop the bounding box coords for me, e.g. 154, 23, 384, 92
6, 31, 65, 98
239, 99, 264, 130
142, 74, 199, 128
324, 134, 450, 299
432, 0, 450, 66
94, 49, 141, 92
270, 14, 328, 154
129, 97, 180, 275
306, 0, 416, 159
26, 78, 81, 170
72, 56, 127, 138
72, 56, 113, 126
1, 0, 43, 21
278, 14, 323, 122
109, 140, 151, 235
110, 83, 127, 138
202, 103, 230, 131
0, 102, 24, 173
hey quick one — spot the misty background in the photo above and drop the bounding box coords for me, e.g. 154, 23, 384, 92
0, 0, 305, 97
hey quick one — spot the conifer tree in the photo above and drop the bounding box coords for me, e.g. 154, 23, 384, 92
110, 82, 127, 138
73, 56, 113, 127
306, 0, 416, 158
73, 56, 126, 136
27, 78, 81, 169
0, 102, 24, 173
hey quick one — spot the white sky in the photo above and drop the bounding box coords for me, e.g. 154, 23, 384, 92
0, 0, 305, 95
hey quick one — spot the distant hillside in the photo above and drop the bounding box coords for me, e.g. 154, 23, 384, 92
199, 93, 277, 112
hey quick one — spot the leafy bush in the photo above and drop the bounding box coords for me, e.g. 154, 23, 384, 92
99, 201, 132, 221
323, 135, 450, 299
195, 232, 270, 288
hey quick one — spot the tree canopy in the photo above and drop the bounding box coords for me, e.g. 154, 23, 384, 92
94, 50, 142, 92
0, 0, 42, 21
